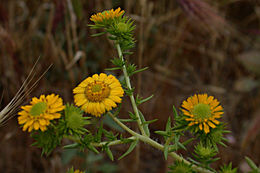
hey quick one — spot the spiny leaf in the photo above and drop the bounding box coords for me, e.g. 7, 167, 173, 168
130, 67, 149, 76
118, 118, 137, 122
166, 117, 171, 132
128, 111, 137, 120
141, 119, 158, 125
154, 130, 169, 137
136, 94, 154, 105
172, 105, 178, 119
118, 140, 138, 160
105, 146, 114, 161
63, 143, 79, 149
91, 32, 106, 37
245, 156, 260, 171
139, 110, 150, 137
87, 144, 99, 154
164, 144, 169, 160
105, 67, 122, 71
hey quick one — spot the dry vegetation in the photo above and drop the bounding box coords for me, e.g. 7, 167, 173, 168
0, 0, 259, 172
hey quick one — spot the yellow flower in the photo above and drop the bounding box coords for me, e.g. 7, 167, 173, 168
181, 94, 223, 134
73, 73, 124, 117
74, 170, 83, 173
18, 94, 65, 132
90, 7, 125, 24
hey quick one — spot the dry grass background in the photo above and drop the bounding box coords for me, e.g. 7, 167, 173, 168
0, 0, 260, 172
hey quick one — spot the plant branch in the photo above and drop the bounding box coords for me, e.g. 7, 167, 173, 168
115, 43, 146, 136
108, 112, 213, 173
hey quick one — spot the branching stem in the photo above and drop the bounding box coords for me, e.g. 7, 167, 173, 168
115, 43, 146, 136
108, 112, 213, 173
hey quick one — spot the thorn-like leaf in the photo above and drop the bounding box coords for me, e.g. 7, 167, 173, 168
118, 140, 138, 160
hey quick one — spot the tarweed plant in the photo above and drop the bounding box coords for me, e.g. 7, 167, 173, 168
17, 8, 259, 173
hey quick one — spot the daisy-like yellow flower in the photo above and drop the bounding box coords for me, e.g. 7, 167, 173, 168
181, 94, 223, 134
73, 73, 124, 117
90, 7, 125, 24
18, 94, 65, 132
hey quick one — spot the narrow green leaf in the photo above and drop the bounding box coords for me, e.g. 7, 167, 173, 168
108, 36, 117, 40
131, 67, 149, 76
63, 143, 79, 149
182, 138, 194, 146
118, 140, 138, 160
178, 142, 186, 150
87, 144, 99, 154
118, 118, 137, 122
154, 131, 169, 137
141, 119, 158, 125
166, 117, 171, 132
164, 145, 169, 160
91, 32, 106, 37
137, 94, 154, 105
139, 111, 150, 137
128, 111, 137, 120
105, 67, 122, 71
105, 146, 114, 161
245, 156, 260, 171
172, 105, 178, 119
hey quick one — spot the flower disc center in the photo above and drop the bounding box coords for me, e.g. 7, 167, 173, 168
192, 103, 211, 120
85, 82, 110, 102
92, 84, 102, 92
30, 102, 47, 116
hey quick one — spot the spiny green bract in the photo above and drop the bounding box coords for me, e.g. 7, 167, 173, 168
193, 142, 219, 165
198, 124, 229, 148
168, 161, 195, 173
219, 163, 237, 173
31, 127, 63, 156
64, 104, 91, 135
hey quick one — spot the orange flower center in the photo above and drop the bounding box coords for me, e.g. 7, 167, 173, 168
85, 81, 110, 102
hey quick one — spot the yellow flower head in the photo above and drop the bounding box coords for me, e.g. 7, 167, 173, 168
73, 73, 124, 117
181, 94, 223, 134
90, 7, 125, 24
18, 94, 65, 132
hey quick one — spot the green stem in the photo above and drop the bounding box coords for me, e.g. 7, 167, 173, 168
108, 112, 213, 173
115, 43, 146, 136
92, 136, 137, 147
64, 134, 137, 148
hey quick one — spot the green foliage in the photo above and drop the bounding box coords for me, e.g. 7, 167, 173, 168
31, 126, 63, 156
118, 139, 139, 160
136, 94, 154, 106
169, 161, 195, 173
192, 143, 219, 167
245, 157, 260, 173
110, 57, 124, 68
219, 163, 237, 173
198, 124, 229, 148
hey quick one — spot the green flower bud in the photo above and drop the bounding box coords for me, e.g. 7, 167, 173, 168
194, 142, 217, 159
64, 104, 90, 134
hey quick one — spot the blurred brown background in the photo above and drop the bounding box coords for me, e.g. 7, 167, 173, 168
0, 0, 260, 172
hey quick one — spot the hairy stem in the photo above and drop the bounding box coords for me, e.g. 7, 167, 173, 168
108, 112, 213, 173
115, 43, 146, 136
65, 134, 137, 148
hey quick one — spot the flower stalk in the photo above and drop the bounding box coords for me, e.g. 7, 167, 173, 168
115, 43, 147, 136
